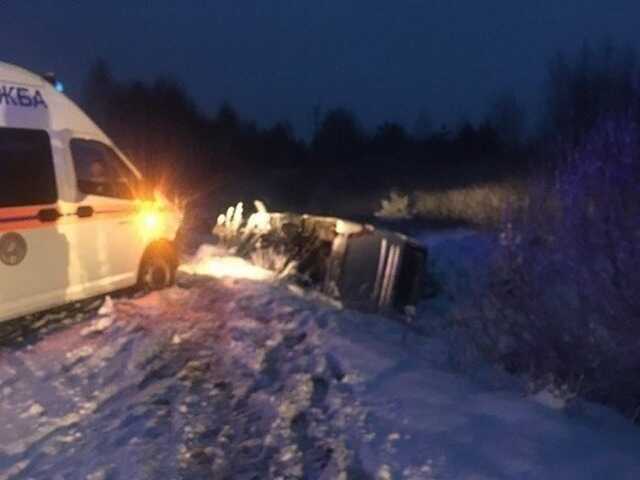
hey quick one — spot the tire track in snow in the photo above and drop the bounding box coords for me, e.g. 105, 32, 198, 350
0, 274, 367, 479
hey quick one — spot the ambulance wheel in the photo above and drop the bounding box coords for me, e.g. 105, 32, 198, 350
138, 242, 177, 291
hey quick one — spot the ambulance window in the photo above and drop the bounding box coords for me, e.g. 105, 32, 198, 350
0, 128, 57, 208
71, 139, 138, 199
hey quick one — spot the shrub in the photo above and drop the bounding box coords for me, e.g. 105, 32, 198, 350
480, 115, 640, 417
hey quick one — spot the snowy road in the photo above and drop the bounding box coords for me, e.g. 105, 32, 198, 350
2, 234, 640, 479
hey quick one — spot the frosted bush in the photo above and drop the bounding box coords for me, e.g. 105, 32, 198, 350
213, 200, 303, 278
374, 182, 527, 226
375, 190, 412, 219
413, 182, 527, 227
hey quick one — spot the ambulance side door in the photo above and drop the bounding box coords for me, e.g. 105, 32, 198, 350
69, 138, 144, 290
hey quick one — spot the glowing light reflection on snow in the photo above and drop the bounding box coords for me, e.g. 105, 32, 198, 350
180, 255, 274, 281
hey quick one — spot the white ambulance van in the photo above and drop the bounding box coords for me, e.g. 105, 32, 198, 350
0, 62, 182, 323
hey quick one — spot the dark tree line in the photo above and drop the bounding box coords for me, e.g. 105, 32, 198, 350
82, 60, 525, 199
83, 60, 306, 196
81, 41, 640, 213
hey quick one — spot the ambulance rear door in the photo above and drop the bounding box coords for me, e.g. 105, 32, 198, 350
0, 127, 70, 322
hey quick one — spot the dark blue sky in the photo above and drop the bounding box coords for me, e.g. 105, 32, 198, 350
3, 1, 640, 137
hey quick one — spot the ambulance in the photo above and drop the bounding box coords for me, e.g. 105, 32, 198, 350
0, 62, 182, 323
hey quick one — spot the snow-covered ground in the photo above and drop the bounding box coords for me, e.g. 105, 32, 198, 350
1, 231, 640, 479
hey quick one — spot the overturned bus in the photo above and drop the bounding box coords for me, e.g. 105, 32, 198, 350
216, 210, 427, 314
